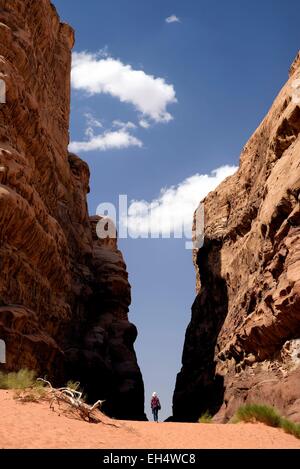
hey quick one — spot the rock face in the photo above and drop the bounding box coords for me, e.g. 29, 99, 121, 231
0, 0, 145, 420
173, 53, 300, 423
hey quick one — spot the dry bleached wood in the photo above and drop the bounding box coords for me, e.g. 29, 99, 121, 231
37, 378, 106, 423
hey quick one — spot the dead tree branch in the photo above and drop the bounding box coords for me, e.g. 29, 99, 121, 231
37, 378, 106, 424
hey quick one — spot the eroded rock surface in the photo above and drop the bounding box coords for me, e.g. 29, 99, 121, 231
0, 0, 145, 420
173, 53, 300, 422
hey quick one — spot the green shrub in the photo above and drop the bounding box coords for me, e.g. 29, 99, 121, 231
198, 410, 212, 423
280, 418, 300, 439
235, 403, 300, 440
0, 369, 36, 390
65, 380, 87, 401
235, 403, 281, 427
66, 380, 81, 392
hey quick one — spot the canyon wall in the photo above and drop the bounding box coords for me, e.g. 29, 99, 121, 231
173, 53, 300, 423
0, 0, 145, 420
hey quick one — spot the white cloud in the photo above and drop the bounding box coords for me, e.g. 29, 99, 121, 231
165, 15, 180, 24
84, 112, 103, 138
71, 52, 177, 123
69, 130, 142, 153
139, 119, 151, 129
113, 120, 137, 130
84, 112, 103, 129
123, 165, 237, 236
69, 112, 142, 153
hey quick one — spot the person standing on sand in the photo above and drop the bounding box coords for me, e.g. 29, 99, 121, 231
151, 392, 161, 422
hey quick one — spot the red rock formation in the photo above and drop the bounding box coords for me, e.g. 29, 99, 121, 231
173, 53, 300, 423
0, 0, 145, 420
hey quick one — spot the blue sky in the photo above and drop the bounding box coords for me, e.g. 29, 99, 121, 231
54, 0, 300, 420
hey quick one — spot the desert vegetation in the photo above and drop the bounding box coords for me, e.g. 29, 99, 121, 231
234, 403, 300, 439
0, 369, 105, 422
0, 368, 37, 389
198, 411, 212, 423
0, 368, 46, 402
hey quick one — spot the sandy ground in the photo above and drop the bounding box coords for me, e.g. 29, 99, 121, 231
0, 390, 300, 449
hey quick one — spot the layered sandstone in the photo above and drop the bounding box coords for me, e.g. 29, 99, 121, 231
0, 0, 144, 420
173, 53, 300, 422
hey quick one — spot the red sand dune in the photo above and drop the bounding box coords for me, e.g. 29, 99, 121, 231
0, 390, 299, 449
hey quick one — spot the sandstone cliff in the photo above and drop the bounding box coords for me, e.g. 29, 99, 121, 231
173, 53, 300, 422
0, 0, 145, 420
